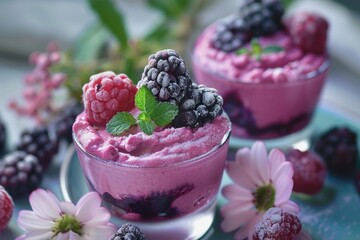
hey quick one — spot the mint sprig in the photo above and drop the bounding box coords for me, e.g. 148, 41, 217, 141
106, 86, 179, 136
236, 39, 284, 61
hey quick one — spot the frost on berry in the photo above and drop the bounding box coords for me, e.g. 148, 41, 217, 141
8, 42, 66, 124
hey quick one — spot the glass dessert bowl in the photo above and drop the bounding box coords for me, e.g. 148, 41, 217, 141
72, 49, 231, 240
191, 1, 330, 140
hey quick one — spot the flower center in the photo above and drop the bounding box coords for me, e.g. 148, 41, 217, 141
53, 214, 83, 236
254, 184, 275, 212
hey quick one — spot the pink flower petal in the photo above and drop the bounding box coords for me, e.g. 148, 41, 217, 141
16, 230, 53, 240
234, 212, 263, 240
221, 200, 254, 218
60, 201, 77, 215
250, 142, 270, 185
222, 185, 253, 202
272, 162, 294, 183
75, 192, 102, 223
274, 175, 294, 205
83, 224, 116, 239
221, 209, 257, 233
29, 189, 61, 220
55, 232, 70, 240
268, 148, 286, 179
17, 210, 54, 231
82, 207, 112, 226
278, 200, 300, 214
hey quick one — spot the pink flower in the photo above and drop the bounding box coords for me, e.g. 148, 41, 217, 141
221, 141, 299, 239
17, 189, 116, 240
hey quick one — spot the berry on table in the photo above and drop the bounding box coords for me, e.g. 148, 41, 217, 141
287, 12, 329, 53
0, 185, 13, 233
16, 126, 59, 170
252, 207, 302, 240
0, 151, 43, 198
82, 71, 137, 125
314, 126, 358, 175
286, 149, 327, 195
137, 49, 192, 104
109, 223, 145, 240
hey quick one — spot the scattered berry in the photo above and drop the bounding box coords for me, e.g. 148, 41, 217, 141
287, 12, 328, 53
172, 84, 223, 128
240, 0, 284, 37
252, 207, 302, 240
53, 102, 83, 143
0, 151, 43, 198
0, 185, 13, 233
0, 118, 6, 153
314, 126, 358, 175
138, 49, 192, 104
82, 71, 137, 125
110, 223, 146, 240
286, 149, 327, 195
16, 126, 59, 170
211, 15, 251, 52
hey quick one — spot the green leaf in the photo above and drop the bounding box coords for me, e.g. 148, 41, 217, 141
135, 86, 157, 113
87, 0, 128, 50
106, 112, 136, 135
146, 0, 191, 18
236, 48, 249, 56
150, 102, 178, 126
251, 39, 262, 55
262, 45, 284, 54
138, 119, 155, 135
138, 112, 151, 121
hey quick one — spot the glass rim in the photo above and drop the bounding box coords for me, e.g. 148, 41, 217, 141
191, 20, 330, 86
72, 113, 232, 169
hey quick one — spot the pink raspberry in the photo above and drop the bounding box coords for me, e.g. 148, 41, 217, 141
252, 207, 302, 240
82, 71, 137, 125
286, 149, 327, 195
0, 186, 14, 233
287, 12, 329, 53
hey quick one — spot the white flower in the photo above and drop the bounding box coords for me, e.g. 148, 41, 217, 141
221, 141, 299, 240
17, 189, 116, 240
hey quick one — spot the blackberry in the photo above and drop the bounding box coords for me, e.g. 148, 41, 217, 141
110, 223, 145, 240
54, 102, 83, 143
240, 0, 284, 37
137, 49, 192, 104
172, 84, 223, 128
211, 15, 251, 52
314, 126, 358, 175
0, 118, 6, 153
0, 151, 43, 198
16, 126, 59, 170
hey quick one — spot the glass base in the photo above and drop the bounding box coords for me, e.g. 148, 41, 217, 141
110, 198, 217, 240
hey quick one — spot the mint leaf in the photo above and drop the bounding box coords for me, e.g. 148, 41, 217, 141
236, 48, 249, 56
138, 112, 152, 121
138, 119, 155, 135
262, 45, 284, 54
251, 39, 262, 55
135, 86, 157, 113
106, 112, 136, 135
150, 102, 178, 126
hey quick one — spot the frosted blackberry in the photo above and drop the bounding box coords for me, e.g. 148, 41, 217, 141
0, 151, 43, 198
16, 126, 59, 170
0, 118, 5, 153
138, 49, 192, 104
211, 15, 251, 52
240, 0, 284, 37
314, 126, 358, 175
54, 102, 83, 143
110, 223, 145, 240
172, 84, 223, 128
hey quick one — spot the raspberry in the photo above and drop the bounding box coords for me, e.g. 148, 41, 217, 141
172, 84, 223, 128
286, 149, 326, 195
314, 126, 358, 175
287, 12, 328, 53
240, 0, 284, 37
110, 223, 145, 240
252, 207, 302, 240
16, 126, 59, 170
0, 185, 13, 233
137, 49, 192, 104
211, 15, 251, 52
82, 71, 137, 125
0, 118, 6, 153
0, 151, 43, 198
